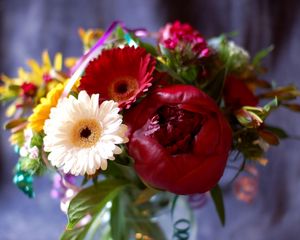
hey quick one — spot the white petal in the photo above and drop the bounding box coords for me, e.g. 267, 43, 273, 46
43, 92, 128, 175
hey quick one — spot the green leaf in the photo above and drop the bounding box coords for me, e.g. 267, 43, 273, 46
264, 125, 289, 139
110, 195, 129, 240
4, 118, 27, 130
252, 45, 274, 67
67, 179, 129, 229
180, 66, 198, 83
139, 41, 158, 56
282, 103, 300, 112
60, 223, 91, 240
210, 185, 225, 226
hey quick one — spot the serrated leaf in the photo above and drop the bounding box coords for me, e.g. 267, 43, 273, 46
67, 179, 129, 229
210, 185, 225, 226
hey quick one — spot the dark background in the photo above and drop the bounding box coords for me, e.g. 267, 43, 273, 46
0, 0, 300, 239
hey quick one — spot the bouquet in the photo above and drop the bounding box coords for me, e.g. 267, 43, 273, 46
1, 20, 299, 239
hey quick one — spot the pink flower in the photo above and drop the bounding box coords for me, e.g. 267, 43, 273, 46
21, 82, 37, 97
159, 21, 210, 58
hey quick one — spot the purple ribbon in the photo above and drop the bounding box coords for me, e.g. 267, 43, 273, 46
61, 21, 125, 99
61, 21, 150, 99
70, 20, 125, 75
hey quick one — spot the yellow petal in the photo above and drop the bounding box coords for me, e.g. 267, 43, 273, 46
42, 51, 52, 70
54, 52, 63, 71
26, 60, 43, 76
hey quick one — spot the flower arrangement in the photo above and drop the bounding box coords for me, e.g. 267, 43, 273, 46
1, 21, 300, 239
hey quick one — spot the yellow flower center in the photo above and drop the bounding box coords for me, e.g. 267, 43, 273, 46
108, 76, 139, 102
71, 119, 101, 148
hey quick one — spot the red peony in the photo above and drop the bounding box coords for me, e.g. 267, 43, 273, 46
159, 21, 210, 58
79, 46, 156, 109
125, 85, 232, 194
223, 75, 259, 109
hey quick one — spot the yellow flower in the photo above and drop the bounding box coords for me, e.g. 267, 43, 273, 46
78, 28, 103, 51
18, 51, 64, 86
10, 131, 25, 147
28, 83, 64, 132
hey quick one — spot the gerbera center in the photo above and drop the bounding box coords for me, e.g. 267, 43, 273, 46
71, 119, 102, 148
109, 76, 139, 102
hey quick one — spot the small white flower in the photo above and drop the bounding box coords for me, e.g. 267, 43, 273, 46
43, 91, 128, 176
19, 128, 36, 158
227, 41, 250, 59
28, 146, 39, 159
24, 128, 33, 142
19, 146, 29, 158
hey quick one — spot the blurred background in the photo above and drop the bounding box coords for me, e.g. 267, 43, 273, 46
0, 0, 300, 239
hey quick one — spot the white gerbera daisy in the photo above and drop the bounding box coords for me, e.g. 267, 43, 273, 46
43, 90, 128, 176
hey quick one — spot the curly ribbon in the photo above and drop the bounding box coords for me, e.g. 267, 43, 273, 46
171, 196, 192, 240
173, 219, 191, 240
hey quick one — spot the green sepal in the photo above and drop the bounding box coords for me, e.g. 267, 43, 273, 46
252, 45, 274, 68
30, 132, 44, 148
263, 97, 278, 113
115, 26, 126, 40
210, 185, 225, 226
179, 66, 198, 83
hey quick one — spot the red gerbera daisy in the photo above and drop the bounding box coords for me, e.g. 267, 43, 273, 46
79, 46, 156, 109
